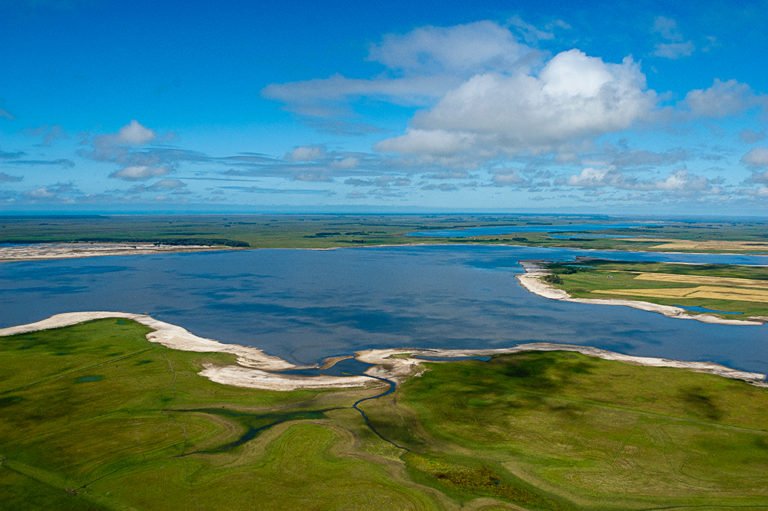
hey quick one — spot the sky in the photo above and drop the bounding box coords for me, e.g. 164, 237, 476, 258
1, 0, 768, 215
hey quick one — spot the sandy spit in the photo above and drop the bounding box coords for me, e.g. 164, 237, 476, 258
1, 312, 766, 390
0, 242, 231, 263
0, 311, 374, 391
516, 261, 764, 327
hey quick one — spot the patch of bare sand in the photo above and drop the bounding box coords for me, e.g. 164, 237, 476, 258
0, 242, 228, 262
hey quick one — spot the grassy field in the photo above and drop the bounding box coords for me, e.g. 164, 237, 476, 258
2, 319, 768, 509
543, 261, 768, 320
1, 214, 767, 253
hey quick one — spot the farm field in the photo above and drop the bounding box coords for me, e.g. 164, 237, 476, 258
542, 261, 768, 320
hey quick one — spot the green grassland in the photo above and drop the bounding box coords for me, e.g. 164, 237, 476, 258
543, 260, 768, 320
2, 319, 768, 509
1, 214, 767, 252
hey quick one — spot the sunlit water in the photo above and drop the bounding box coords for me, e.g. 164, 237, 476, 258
2, 245, 767, 372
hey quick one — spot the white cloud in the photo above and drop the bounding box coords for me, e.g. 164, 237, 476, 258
331, 156, 359, 169
566, 166, 711, 193
378, 49, 656, 158
148, 178, 186, 190
110, 165, 170, 181
742, 147, 768, 167
568, 167, 619, 187
683, 79, 766, 118
0, 108, 14, 120
653, 41, 695, 59
491, 169, 527, 186
507, 15, 569, 44
368, 21, 533, 75
652, 16, 695, 59
264, 21, 540, 117
655, 170, 709, 191
286, 145, 326, 162
116, 120, 156, 145
378, 129, 476, 156
652, 16, 682, 41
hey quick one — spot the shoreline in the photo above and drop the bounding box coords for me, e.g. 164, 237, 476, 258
516, 261, 764, 327
1, 311, 765, 391
0, 242, 234, 262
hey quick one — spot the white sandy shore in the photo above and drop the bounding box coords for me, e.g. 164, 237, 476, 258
0, 242, 229, 262
357, 343, 768, 387
0, 311, 372, 391
1, 311, 766, 390
516, 261, 764, 326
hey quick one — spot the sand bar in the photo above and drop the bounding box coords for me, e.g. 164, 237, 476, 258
0, 242, 228, 262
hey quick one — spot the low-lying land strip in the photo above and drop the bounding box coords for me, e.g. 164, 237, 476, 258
0, 241, 233, 262
518, 260, 768, 325
1, 317, 767, 509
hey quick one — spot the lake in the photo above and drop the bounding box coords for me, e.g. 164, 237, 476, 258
1, 245, 767, 372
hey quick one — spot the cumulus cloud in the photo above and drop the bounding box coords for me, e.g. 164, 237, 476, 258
491, 169, 527, 186
566, 166, 712, 193
25, 182, 81, 202
378, 49, 656, 159
330, 156, 359, 169
368, 20, 534, 75
742, 147, 768, 167
683, 79, 767, 118
110, 165, 170, 181
264, 21, 541, 118
117, 120, 156, 144
286, 145, 326, 161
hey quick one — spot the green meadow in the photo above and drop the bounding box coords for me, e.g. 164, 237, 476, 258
1, 319, 767, 509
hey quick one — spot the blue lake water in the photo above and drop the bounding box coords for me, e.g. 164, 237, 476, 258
408, 222, 659, 237
1, 245, 767, 373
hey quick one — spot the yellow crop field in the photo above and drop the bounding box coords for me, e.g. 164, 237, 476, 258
625, 239, 768, 252
595, 286, 768, 303
633, 272, 768, 289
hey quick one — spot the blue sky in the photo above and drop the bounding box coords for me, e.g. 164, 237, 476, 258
1, 0, 767, 214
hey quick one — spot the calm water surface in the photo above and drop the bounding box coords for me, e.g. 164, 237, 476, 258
1, 245, 767, 372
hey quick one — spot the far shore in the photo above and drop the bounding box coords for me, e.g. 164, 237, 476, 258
516, 261, 765, 327
0, 241, 233, 262
4, 239, 768, 263
1, 311, 765, 392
